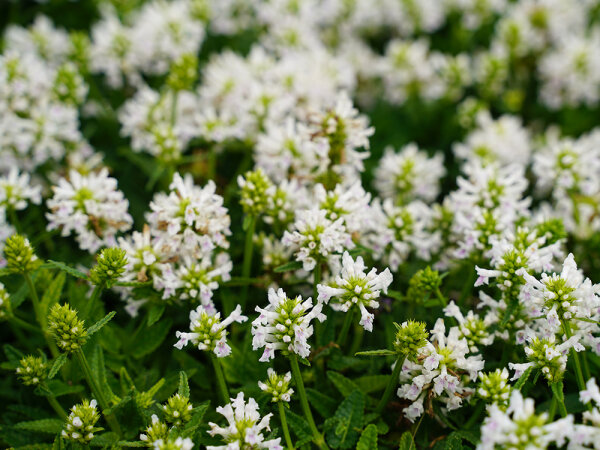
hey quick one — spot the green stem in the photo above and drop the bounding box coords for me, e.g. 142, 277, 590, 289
278, 402, 294, 450
561, 319, 586, 393
8, 207, 21, 234
336, 309, 354, 347
435, 288, 447, 307
289, 355, 328, 449
207, 147, 216, 181
24, 272, 43, 326
376, 355, 404, 415
10, 314, 42, 334
240, 215, 256, 308
548, 395, 557, 420
45, 390, 68, 420
313, 263, 321, 304
349, 323, 365, 356
550, 382, 568, 418
210, 353, 230, 405
75, 349, 121, 436
464, 401, 485, 429
411, 412, 424, 446
83, 285, 103, 321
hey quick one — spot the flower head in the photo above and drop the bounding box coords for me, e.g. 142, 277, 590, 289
207, 392, 282, 450
252, 288, 326, 362
317, 251, 392, 331
89, 247, 128, 287
16, 355, 47, 386
175, 304, 247, 358
3, 234, 41, 274
48, 303, 88, 353
258, 369, 294, 403
61, 399, 101, 444
393, 320, 429, 362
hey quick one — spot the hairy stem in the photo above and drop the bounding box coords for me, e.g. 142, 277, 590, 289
210, 353, 230, 405
278, 402, 294, 450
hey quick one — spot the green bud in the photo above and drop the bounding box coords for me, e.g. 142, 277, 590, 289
393, 320, 429, 362
62, 399, 102, 443
48, 304, 88, 353
525, 337, 565, 383
162, 393, 193, 427
167, 53, 198, 91
258, 368, 293, 403
405, 266, 442, 303
535, 218, 566, 246
477, 369, 511, 408
4, 234, 41, 274
89, 247, 128, 288
238, 168, 274, 216
16, 355, 47, 386
140, 414, 169, 445
53, 62, 86, 105
0, 282, 11, 321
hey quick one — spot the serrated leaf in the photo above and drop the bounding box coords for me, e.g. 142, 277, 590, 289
90, 345, 117, 404
146, 303, 165, 327
514, 366, 534, 391
274, 260, 303, 273
182, 401, 210, 436
398, 431, 415, 450
130, 318, 172, 358
285, 409, 313, 447
117, 442, 147, 447
307, 388, 338, 418
327, 371, 360, 397
433, 433, 463, 450
45, 380, 84, 397
178, 371, 190, 398
357, 424, 378, 450
40, 272, 66, 327
355, 349, 395, 357
87, 311, 116, 336
90, 432, 119, 447
354, 375, 389, 394
448, 431, 478, 445
325, 390, 365, 449
0, 267, 13, 277
42, 261, 89, 280
13, 419, 64, 434
48, 353, 68, 380
386, 290, 404, 301
4, 343, 25, 362
11, 278, 31, 308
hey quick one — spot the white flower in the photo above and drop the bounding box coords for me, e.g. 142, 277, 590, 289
0, 168, 42, 210
375, 143, 445, 203
175, 305, 247, 358
252, 288, 326, 362
282, 208, 353, 272
207, 392, 282, 450
46, 169, 132, 253
153, 437, 194, 450
317, 251, 392, 331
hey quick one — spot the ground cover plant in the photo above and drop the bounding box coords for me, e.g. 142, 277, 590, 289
2, 0, 600, 448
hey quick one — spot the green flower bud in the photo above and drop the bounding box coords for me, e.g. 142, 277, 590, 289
477, 368, 511, 408
4, 234, 41, 274
238, 169, 274, 216
0, 282, 11, 321
535, 218, 566, 246
405, 266, 442, 303
62, 399, 102, 443
53, 62, 86, 105
258, 368, 294, 403
393, 320, 429, 362
163, 393, 193, 427
167, 53, 198, 91
140, 414, 169, 445
89, 247, 128, 288
48, 304, 88, 353
16, 355, 47, 386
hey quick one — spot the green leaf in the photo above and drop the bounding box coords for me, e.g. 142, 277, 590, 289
40, 272, 66, 325
551, 381, 565, 405
13, 419, 64, 434
514, 366, 534, 391
274, 260, 303, 273
448, 431, 478, 445
146, 303, 165, 327
4, 343, 25, 362
0, 267, 13, 277
87, 311, 116, 336
90, 345, 117, 404
45, 380, 84, 397
182, 401, 210, 437
285, 409, 313, 447
113, 280, 153, 287
90, 432, 119, 447
386, 290, 404, 301
325, 390, 365, 448
355, 349, 395, 357
223, 277, 262, 287
354, 375, 389, 394
42, 260, 89, 280
242, 215, 252, 231
48, 353, 68, 380
11, 278, 31, 308
327, 371, 360, 397
178, 371, 190, 398
357, 424, 378, 450
130, 318, 173, 358
398, 431, 415, 450
306, 388, 338, 418
118, 441, 148, 447
433, 433, 463, 450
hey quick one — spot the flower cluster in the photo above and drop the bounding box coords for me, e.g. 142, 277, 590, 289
61, 399, 101, 444
258, 369, 294, 403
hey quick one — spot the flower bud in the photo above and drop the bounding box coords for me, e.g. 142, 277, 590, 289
477, 368, 511, 408
62, 399, 101, 443
405, 266, 442, 303
238, 168, 274, 216
89, 247, 128, 288
0, 282, 11, 321
393, 320, 429, 362
48, 304, 88, 353
140, 414, 169, 444
167, 53, 198, 91
163, 393, 193, 427
4, 234, 41, 274
16, 355, 47, 386
258, 368, 294, 403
